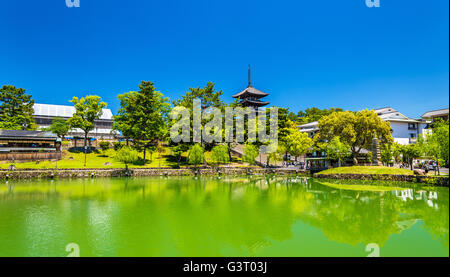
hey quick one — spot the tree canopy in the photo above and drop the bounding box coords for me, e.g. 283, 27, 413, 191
114, 81, 171, 163
318, 110, 393, 164
0, 85, 35, 130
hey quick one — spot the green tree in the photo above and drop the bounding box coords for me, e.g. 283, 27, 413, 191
267, 144, 286, 166
171, 144, 189, 167
325, 136, 351, 167
432, 121, 449, 167
99, 141, 111, 152
211, 145, 230, 165
67, 95, 107, 167
318, 110, 393, 164
284, 124, 313, 162
0, 85, 36, 130
380, 144, 394, 166
114, 81, 171, 164
297, 107, 343, 125
400, 143, 421, 171
188, 144, 205, 166
242, 143, 259, 165
115, 146, 139, 171
45, 117, 70, 140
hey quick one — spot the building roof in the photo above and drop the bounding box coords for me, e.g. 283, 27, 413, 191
0, 130, 58, 140
33, 103, 113, 120
421, 108, 449, 118
239, 98, 270, 107
374, 107, 396, 115
232, 86, 269, 99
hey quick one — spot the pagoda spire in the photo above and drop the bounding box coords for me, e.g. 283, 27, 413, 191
248, 64, 252, 87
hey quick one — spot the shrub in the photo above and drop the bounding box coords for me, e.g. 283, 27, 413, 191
188, 144, 204, 166
99, 141, 111, 151
243, 143, 259, 165
211, 145, 230, 164
113, 141, 123, 151
115, 146, 139, 169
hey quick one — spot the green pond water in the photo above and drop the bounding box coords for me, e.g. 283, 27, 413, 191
0, 176, 448, 257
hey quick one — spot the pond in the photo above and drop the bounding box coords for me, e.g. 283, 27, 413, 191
0, 176, 448, 257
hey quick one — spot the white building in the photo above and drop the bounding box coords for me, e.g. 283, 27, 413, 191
33, 103, 115, 139
374, 107, 425, 145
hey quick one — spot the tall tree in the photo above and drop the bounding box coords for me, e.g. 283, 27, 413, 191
318, 110, 393, 164
0, 85, 36, 130
67, 95, 107, 167
114, 81, 171, 164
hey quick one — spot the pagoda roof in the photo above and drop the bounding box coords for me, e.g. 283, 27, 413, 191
232, 86, 269, 99
239, 98, 270, 107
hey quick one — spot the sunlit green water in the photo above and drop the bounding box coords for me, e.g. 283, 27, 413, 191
0, 176, 448, 257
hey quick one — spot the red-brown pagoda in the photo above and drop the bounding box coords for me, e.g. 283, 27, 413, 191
232, 65, 270, 108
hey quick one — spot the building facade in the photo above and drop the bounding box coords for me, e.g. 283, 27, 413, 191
374, 107, 426, 145
33, 103, 115, 140
0, 130, 61, 161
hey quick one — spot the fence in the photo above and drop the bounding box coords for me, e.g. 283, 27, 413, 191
0, 152, 61, 162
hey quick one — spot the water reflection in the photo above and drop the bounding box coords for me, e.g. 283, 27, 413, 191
0, 177, 448, 257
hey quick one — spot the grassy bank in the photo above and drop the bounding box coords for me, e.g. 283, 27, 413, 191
316, 166, 414, 175
0, 148, 245, 169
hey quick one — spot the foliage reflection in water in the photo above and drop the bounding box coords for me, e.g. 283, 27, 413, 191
0, 176, 448, 257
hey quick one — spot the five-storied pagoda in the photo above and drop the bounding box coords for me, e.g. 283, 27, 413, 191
232, 65, 270, 108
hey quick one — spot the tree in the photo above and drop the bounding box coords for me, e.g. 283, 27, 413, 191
115, 146, 139, 171
188, 144, 205, 166
400, 143, 421, 171
267, 144, 286, 166
211, 145, 230, 165
297, 107, 343, 125
242, 143, 259, 165
325, 136, 351, 167
380, 144, 394, 166
284, 122, 313, 162
0, 85, 36, 130
318, 110, 393, 164
172, 82, 224, 111
67, 95, 107, 167
419, 123, 449, 175
171, 144, 189, 167
45, 117, 70, 140
432, 121, 449, 167
114, 81, 171, 164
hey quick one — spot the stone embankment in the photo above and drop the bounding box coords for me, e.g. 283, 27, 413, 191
0, 167, 305, 180
314, 173, 449, 186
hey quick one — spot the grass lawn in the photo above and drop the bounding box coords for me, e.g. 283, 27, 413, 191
0, 147, 246, 169
316, 166, 414, 175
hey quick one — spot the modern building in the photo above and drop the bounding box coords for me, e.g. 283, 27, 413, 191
374, 107, 425, 145
232, 66, 270, 108
421, 108, 449, 122
33, 103, 115, 140
0, 130, 61, 162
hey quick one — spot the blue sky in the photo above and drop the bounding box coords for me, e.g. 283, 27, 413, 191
1, 0, 448, 118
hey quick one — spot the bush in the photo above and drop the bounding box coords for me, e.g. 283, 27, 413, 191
99, 141, 111, 151
243, 143, 259, 165
211, 145, 230, 164
188, 144, 204, 165
115, 146, 139, 169
113, 141, 124, 151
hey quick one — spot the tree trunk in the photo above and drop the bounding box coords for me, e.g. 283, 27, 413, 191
143, 146, 146, 164
410, 159, 413, 171
84, 133, 88, 167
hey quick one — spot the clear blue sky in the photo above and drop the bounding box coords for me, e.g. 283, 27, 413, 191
1, 0, 448, 118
